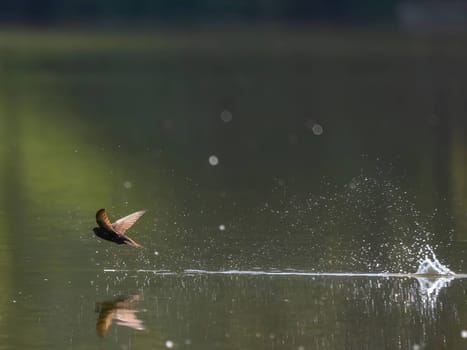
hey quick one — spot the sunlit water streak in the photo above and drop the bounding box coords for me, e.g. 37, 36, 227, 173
104, 248, 458, 308
103, 268, 467, 279
103, 248, 457, 278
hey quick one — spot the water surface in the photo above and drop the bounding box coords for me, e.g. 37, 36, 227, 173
1, 26, 467, 349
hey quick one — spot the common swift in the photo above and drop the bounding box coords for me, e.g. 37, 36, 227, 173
92, 208, 146, 248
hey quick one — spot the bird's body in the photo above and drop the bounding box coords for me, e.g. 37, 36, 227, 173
92, 227, 141, 246
92, 208, 146, 248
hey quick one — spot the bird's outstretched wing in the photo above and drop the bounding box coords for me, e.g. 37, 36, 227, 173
112, 210, 146, 235
96, 208, 115, 232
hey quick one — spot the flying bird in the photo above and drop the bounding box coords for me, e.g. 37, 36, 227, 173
92, 208, 146, 248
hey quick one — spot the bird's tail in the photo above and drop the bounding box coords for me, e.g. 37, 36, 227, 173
124, 237, 143, 248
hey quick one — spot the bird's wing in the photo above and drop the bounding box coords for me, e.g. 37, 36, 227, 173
96, 307, 115, 337
112, 210, 146, 235
96, 208, 115, 232
114, 309, 145, 330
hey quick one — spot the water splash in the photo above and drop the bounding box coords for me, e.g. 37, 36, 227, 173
258, 173, 454, 274
104, 245, 457, 305
414, 246, 455, 307
415, 246, 454, 276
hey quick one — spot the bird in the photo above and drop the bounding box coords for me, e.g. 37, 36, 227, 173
95, 293, 145, 337
92, 208, 146, 248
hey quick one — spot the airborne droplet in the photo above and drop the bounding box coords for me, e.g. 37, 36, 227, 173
209, 155, 219, 166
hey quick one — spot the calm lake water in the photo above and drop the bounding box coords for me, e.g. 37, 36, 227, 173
2, 26, 467, 349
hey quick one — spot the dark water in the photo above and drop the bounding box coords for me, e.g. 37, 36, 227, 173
2, 26, 467, 349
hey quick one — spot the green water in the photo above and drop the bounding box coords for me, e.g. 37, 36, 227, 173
2, 26, 467, 349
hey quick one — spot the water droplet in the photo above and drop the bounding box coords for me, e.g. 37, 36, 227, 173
312, 123, 324, 135
461, 330, 467, 338
123, 181, 132, 189
165, 340, 174, 348
305, 120, 324, 135
220, 110, 233, 122
219, 224, 226, 231
208, 155, 219, 166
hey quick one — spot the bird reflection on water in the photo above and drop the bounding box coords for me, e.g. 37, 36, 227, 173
95, 293, 145, 337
